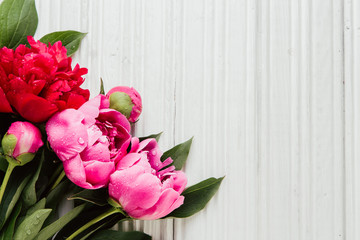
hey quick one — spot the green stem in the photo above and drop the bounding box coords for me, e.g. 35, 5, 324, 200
67, 208, 121, 240
0, 163, 16, 204
50, 170, 65, 191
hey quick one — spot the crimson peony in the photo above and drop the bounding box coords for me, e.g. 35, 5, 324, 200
0, 36, 89, 123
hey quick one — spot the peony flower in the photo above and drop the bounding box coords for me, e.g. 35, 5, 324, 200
106, 86, 142, 123
46, 95, 131, 189
2, 121, 43, 165
108, 137, 187, 220
0, 36, 89, 123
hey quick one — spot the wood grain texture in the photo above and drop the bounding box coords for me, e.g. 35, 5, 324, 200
31, 0, 353, 239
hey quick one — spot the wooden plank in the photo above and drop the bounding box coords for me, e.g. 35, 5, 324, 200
32, 0, 347, 239
344, 0, 360, 239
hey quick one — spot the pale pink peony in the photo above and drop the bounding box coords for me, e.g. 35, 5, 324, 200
2, 121, 43, 159
106, 86, 142, 123
46, 95, 131, 189
109, 137, 187, 220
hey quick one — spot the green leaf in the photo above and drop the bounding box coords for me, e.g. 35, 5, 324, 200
68, 189, 108, 206
80, 215, 126, 240
138, 132, 163, 142
45, 180, 71, 209
161, 137, 193, 170
100, 78, 105, 95
16, 198, 46, 228
54, 206, 123, 240
34, 203, 87, 240
39, 30, 86, 56
22, 151, 44, 208
13, 209, 51, 240
0, 0, 38, 48
43, 180, 75, 227
0, 169, 32, 229
26, 198, 46, 216
89, 230, 151, 240
0, 201, 22, 240
166, 177, 224, 218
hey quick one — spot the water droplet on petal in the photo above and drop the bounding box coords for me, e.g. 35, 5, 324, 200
78, 137, 85, 144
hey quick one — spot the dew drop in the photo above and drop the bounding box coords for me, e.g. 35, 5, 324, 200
78, 137, 85, 144
26, 229, 31, 235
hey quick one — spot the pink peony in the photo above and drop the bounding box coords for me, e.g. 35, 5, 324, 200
109, 137, 187, 220
106, 86, 142, 123
0, 36, 89, 123
2, 121, 43, 163
46, 95, 131, 189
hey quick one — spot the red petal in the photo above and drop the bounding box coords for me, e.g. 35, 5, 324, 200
0, 87, 12, 113
63, 92, 88, 109
7, 92, 58, 122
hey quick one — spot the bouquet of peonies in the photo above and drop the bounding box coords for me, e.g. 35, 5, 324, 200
0, 0, 223, 239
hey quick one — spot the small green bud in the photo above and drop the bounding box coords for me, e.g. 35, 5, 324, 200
1, 134, 17, 156
109, 92, 134, 118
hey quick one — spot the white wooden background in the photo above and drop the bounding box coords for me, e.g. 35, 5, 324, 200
30, 0, 360, 239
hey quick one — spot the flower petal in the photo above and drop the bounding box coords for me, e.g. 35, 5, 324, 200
46, 109, 88, 160
7, 92, 58, 123
63, 154, 93, 189
81, 140, 110, 162
0, 87, 12, 113
109, 165, 161, 212
83, 160, 114, 187
98, 109, 131, 133
129, 189, 184, 220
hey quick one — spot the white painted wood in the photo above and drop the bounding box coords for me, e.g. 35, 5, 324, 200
29, 0, 354, 239
345, 0, 360, 240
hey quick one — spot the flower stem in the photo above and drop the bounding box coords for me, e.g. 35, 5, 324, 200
0, 162, 16, 204
50, 170, 66, 191
67, 208, 121, 240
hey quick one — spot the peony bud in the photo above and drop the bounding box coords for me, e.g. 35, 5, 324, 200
2, 121, 43, 165
106, 86, 142, 123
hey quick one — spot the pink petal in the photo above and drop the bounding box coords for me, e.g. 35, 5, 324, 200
129, 137, 140, 153
63, 154, 93, 189
109, 165, 161, 212
83, 160, 115, 187
136, 138, 164, 170
98, 109, 131, 133
171, 171, 187, 193
46, 109, 88, 160
129, 189, 184, 220
81, 140, 110, 162
116, 153, 142, 170
78, 95, 101, 126
86, 124, 103, 146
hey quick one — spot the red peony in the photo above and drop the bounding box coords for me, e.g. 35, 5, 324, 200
0, 36, 89, 123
